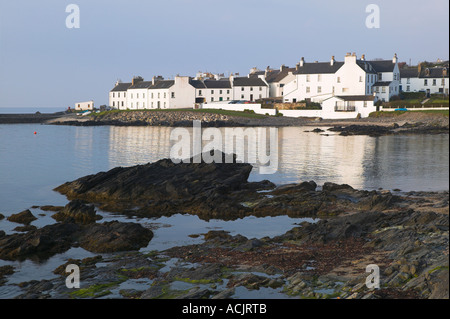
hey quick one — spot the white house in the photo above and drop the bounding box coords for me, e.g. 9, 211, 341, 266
75, 100, 94, 111
322, 95, 376, 118
283, 56, 344, 103
263, 65, 296, 98
110, 81, 131, 109
232, 76, 269, 101
369, 54, 401, 101
400, 65, 449, 95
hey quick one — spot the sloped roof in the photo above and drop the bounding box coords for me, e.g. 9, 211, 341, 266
149, 80, 175, 90
293, 62, 344, 75
189, 79, 206, 89
204, 79, 232, 89
368, 60, 396, 73
110, 82, 132, 92
334, 95, 375, 101
400, 67, 419, 78
233, 77, 268, 87
128, 81, 154, 89
373, 81, 392, 87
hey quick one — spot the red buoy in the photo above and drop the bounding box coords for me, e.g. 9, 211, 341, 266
34, 132, 37, 135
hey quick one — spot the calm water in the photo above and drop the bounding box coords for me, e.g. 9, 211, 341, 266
0, 124, 448, 298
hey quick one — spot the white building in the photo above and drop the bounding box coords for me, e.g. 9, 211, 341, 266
75, 100, 94, 111
283, 53, 400, 103
231, 76, 269, 101
263, 65, 296, 98
400, 65, 449, 95
110, 81, 132, 109
369, 54, 401, 101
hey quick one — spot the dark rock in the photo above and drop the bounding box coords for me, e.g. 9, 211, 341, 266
78, 221, 153, 253
7, 210, 37, 225
52, 200, 101, 224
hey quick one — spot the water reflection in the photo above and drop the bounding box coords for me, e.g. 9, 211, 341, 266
104, 125, 449, 191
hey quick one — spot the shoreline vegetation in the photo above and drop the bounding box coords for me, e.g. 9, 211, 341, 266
0, 151, 448, 299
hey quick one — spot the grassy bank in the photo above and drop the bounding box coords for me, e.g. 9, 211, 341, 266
370, 109, 449, 117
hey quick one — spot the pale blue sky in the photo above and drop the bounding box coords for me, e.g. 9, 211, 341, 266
0, 0, 448, 108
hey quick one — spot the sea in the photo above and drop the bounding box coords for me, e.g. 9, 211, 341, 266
0, 120, 448, 298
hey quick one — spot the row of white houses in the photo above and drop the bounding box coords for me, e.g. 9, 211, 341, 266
108, 53, 448, 118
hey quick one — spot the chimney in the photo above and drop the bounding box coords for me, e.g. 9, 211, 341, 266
418, 63, 422, 76
361, 54, 366, 61
344, 53, 357, 64
280, 64, 286, 72
330, 56, 335, 66
152, 76, 156, 85
295, 63, 300, 71
393, 53, 398, 64
300, 57, 304, 67
443, 68, 448, 77
132, 76, 143, 86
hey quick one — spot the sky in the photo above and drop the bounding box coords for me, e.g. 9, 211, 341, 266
0, 0, 448, 108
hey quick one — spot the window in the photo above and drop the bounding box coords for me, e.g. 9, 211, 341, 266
137, 93, 139, 99
131, 94, 133, 99
137, 102, 139, 108
317, 86, 322, 93
219, 97, 223, 101
364, 101, 367, 107
407, 78, 410, 84
113, 93, 115, 98
359, 76, 363, 82
211, 90, 214, 94
118, 93, 120, 98
318, 74, 321, 82
164, 102, 166, 108
241, 94, 244, 99
131, 102, 133, 107
211, 97, 214, 102
151, 93, 154, 99
250, 87, 253, 91
227, 90, 230, 94
442, 79, 446, 86
382, 87, 386, 93
113, 101, 115, 107
124, 93, 126, 97
227, 97, 230, 101
342, 88, 349, 93
143, 93, 145, 98
219, 90, 222, 94
171, 92, 175, 98
199, 90, 202, 96
433, 79, 436, 86
306, 87, 310, 93
306, 75, 310, 82
151, 102, 154, 107
424, 79, 428, 86
407, 86, 410, 91
337, 77, 341, 83
164, 92, 166, 98
158, 93, 160, 98
122, 101, 124, 107
378, 73, 382, 80
259, 87, 262, 91
241, 87, 244, 91
259, 94, 262, 99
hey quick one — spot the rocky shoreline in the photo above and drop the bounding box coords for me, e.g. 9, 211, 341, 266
45, 110, 449, 136
0, 152, 448, 299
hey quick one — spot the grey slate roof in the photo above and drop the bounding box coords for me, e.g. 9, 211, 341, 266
149, 80, 175, 90
189, 79, 206, 89
368, 60, 396, 73
421, 67, 449, 78
293, 62, 344, 75
400, 68, 419, 78
204, 79, 232, 89
334, 95, 375, 101
373, 81, 392, 87
110, 82, 132, 92
233, 77, 268, 87
128, 81, 154, 89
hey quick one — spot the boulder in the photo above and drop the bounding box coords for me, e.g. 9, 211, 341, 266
7, 210, 37, 225
52, 200, 101, 224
